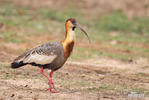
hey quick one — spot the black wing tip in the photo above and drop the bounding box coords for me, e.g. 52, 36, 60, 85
11, 61, 26, 69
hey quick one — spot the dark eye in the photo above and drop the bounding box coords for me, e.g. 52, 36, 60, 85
72, 27, 75, 30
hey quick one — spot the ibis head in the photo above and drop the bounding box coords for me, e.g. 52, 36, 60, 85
66, 18, 90, 43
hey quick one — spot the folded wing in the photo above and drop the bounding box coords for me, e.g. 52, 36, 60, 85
12, 42, 61, 68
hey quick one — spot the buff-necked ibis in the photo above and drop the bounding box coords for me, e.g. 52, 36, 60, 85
11, 18, 90, 93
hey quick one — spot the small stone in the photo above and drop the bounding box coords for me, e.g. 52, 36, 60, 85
11, 94, 15, 97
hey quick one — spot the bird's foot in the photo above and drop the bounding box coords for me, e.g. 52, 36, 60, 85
47, 88, 57, 93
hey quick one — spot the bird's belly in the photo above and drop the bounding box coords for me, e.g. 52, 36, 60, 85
44, 56, 67, 71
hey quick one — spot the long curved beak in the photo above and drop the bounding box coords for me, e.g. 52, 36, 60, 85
75, 24, 91, 43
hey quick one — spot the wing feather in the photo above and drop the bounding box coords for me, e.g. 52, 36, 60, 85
13, 42, 62, 65
23, 52, 57, 64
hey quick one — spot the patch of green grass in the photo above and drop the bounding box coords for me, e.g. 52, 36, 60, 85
111, 33, 149, 43
71, 47, 98, 60
133, 17, 149, 34
87, 82, 149, 96
23, 20, 49, 33
0, 32, 24, 43
87, 83, 126, 94
135, 73, 149, 79
75, 80, 91, 86
97, 11, 133, 33
96, 11, 149, 34
0, 3, 16, 16
39, 8, 82, 22
0, 2, 31, 26
0, 62, 10, 68
100, 51, 132, 61
71, 47, 132, 61
111, 43, 149, 55
127, 88, 149, 95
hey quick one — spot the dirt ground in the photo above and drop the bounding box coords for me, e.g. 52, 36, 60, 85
0, 55, 149, 100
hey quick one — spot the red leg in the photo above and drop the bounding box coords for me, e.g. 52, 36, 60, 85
49, 70, 55, 89
47, 70, 56, 93
40, 67, 56, 93
40, 67, 49, 79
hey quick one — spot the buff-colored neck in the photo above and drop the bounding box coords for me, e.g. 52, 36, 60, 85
61, 23, 75, 58
63, 29, 75, 44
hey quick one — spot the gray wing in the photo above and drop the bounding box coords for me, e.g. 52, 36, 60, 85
14, 42, 62, 65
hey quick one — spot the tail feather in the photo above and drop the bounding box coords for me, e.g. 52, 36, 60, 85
11, 61, 26, 69
11, 51, 29, 69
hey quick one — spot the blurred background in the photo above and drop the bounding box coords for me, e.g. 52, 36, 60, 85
0, 0, 149, 62
0, 0, 149, 99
